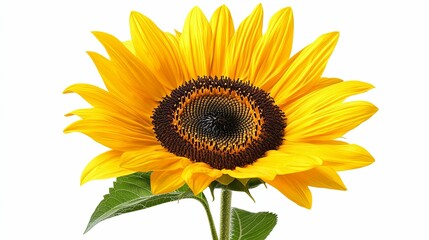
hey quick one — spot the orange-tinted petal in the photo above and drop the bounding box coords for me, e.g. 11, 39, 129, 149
182, 163, 222, 195
151, 169, 186, 194
265, 175, 312, 209
294, 166, 347, 190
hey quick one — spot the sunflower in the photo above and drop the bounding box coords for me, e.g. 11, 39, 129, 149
65, 4, 377, 209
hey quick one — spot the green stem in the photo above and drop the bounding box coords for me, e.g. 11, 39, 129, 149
219, 189, 232, 240
201, 198, 219, 240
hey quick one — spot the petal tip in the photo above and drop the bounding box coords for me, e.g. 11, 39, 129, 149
63, 122, 78, 134
299, 196, 312, 209
280, 6, 293, 15
91, 31, 111, 41
254, 4, 263, 14
190, 6, 203, 14
363, 81, 375, 90
91, 31, 101, 36
331, 31, 340, 37
331, 31, 340, 41
80, 175, 88, 186
321, 31, 340, 43
130, 10, 140, 17
366, 102, 379, 115
129, 10, 146, 23
63, 86, 73, 94
216, 4, 231, 16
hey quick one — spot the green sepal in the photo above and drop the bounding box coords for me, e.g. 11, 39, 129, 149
230, 208, 277, 240
216, 174, 235, 185
209, 178, 265, 202
84, 172, 207, 234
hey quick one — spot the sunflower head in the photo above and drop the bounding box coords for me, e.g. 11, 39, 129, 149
65, 4, 377, 209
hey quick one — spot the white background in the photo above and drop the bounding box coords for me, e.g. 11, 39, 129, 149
1, 0, 428, 239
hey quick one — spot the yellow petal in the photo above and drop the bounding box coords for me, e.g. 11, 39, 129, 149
67, 107, 152, 128
256, 150, 323, 175
286, 80, 374, 121
64, 82, 153, 123
122, 40, 135, 55
130, 11, 183, 89
86, 50, 159, 115
92, 31, 167, 102
210, 5, 234, 77
271, 32, 339, 108
64, 119, 158, 151
251, 7, 294, 90
174, 30, 181, 38
307, 77, 343, 93
294, 166, 347, 190
64, 84, 114, 109
151, 169, 186, 194
265, 175, 312, 209
279, 143, 375, 171
80, 150, 133, 185
86, 52, 123, 96
223, 150, 322, 180
182, 163, 222, 195
179, 7, 212, 80
287, 101, 378, 141
121, 148, 191, 171
224, 4, 263, 80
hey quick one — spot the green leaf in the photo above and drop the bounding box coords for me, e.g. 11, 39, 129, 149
230, 208, 277, 240
84, 172, 205, 233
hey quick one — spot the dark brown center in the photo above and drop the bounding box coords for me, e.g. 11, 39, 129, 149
152, 76, 286, 170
